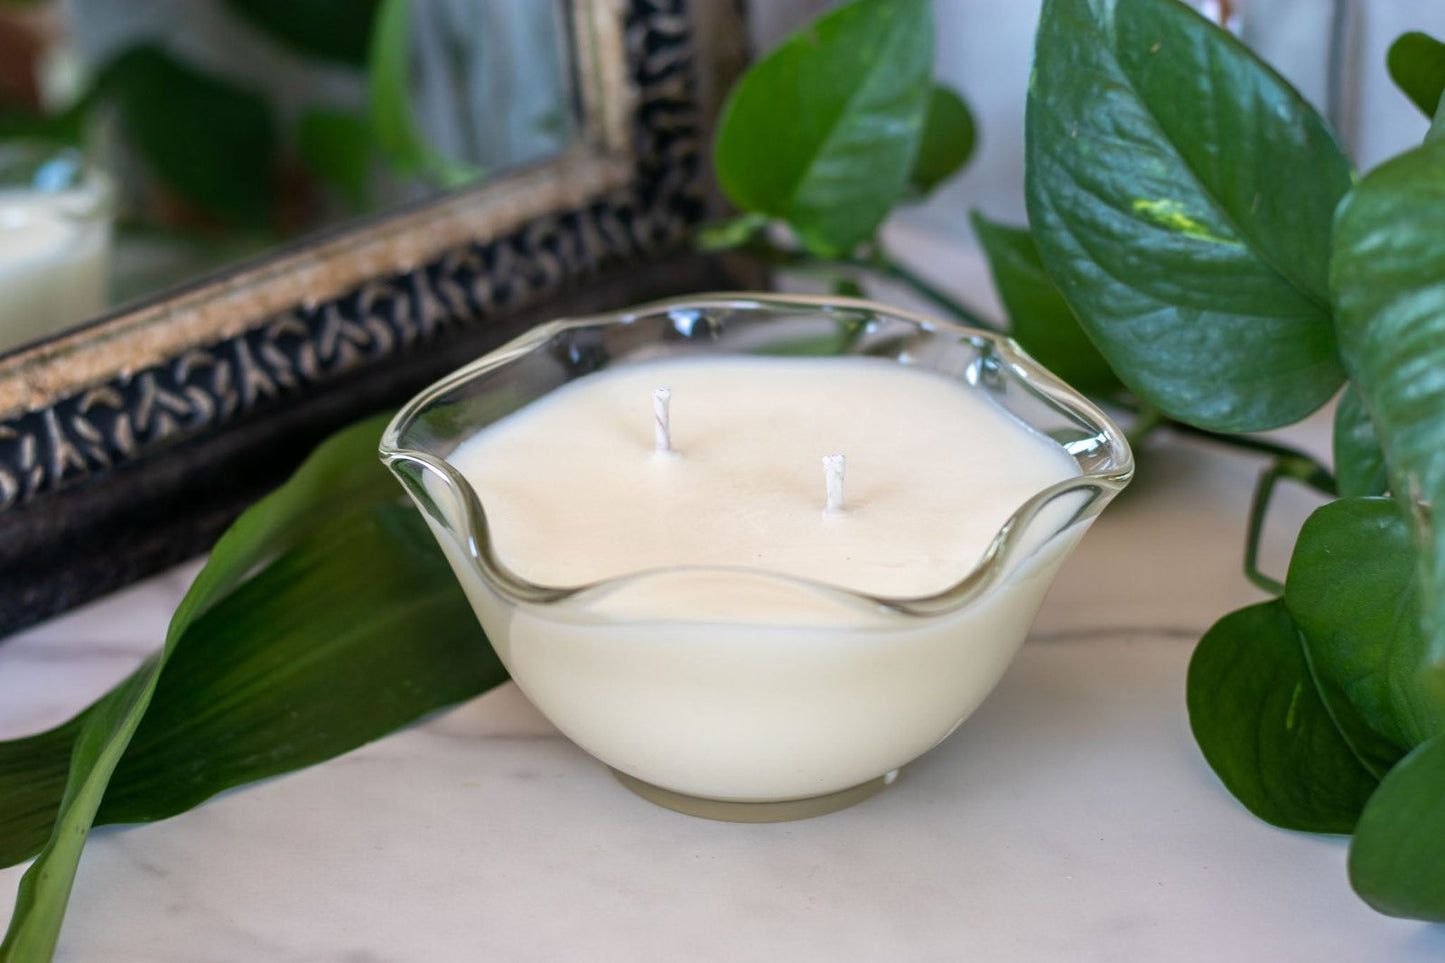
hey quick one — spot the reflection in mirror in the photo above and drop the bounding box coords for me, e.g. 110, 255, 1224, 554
0, 0, 577, 354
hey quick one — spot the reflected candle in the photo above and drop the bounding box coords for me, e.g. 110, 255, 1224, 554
0, 146, 111, 351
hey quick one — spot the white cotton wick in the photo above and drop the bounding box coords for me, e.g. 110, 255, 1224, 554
652, 386, 675, 456
822, 454, 846, 514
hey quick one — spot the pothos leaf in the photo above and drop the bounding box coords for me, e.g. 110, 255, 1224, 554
298, 108, 373, 210
1025, 0, 1350, 432
970, 212, 1120, 395
713, 0, 934, 256
1349, 734, 1445, 922
1334, 385, 1389, 498
221, 0, 382, 67
0, 413, 503, 959
1186, 600, 1378, 834
908, 85, 976, 197
1331, 138, 1445, 714
1386, 31, 1445, 120
1286, 499, 1445, 765
99, 46, 279, 228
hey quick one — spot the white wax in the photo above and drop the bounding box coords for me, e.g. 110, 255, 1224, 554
0, 189, 110, 352
430, 354, 1093, 802
448, 356, 1078, 601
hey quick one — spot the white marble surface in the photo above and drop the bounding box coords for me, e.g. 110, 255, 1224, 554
4, 237, 1444, 960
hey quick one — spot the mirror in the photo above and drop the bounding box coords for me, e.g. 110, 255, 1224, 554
0, 0, 577, 355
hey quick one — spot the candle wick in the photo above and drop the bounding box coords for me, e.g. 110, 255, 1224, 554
822, 454, 846, 514
652, 386, 675, 457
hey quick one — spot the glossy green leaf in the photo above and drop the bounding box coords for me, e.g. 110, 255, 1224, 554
1287, 499, 1445, 770
101, 46, 278, 228
1334, 385, 1389, 498
222, 0, 382, 66
970, 212, 1119, 395
1331, 139, 1445, 709
1187, 600, 1378, 834
369, 0, 482, 188
298, 108, 373, 210
909, 85, 976, 196
1025, 0, 1350, 432
1387, 31, 1445, 119
1349, 734, 1445, 922
0, 413, 503, 959
713, 0, 933, 256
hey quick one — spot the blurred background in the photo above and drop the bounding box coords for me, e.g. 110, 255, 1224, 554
1, 0, 1442, 357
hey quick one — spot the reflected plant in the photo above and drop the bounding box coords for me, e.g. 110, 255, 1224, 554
0, 0, 476, 234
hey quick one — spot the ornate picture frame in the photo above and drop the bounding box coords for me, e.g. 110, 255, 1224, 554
0, 0, 748, 634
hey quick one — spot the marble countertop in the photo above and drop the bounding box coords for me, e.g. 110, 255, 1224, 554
4, 230, 1443, 961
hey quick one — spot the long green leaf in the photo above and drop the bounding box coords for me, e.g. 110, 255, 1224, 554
368, 0, 481, 189
1286, 499, 1445, 769
1025, 0, 1350, 432
713, 0, 933, 256
1186, 600, 1378, 834
970, 212, 1119, 395
1331, 138, 1445, 712
0, 413, 502, 959
1348, 734, 1445, 922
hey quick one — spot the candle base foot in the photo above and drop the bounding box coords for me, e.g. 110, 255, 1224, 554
608, 768, 897, 822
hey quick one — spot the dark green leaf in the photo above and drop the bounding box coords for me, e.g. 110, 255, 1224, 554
368, 0, 482, 189
908, 85, 976, 196
0, 413, 503, 958
1025, 0, 1350, 432
1331, 139, 1445, 712
222, 0, 382, 67
1334, 385, 1389, 498
1287, 499, 1445, 772
970, 212, 1120, 395
713, 0, 933, 256
1387, 31, 1445, 119
298, 108, 373, 210
1187, 600, 1378, 834
100, 46, 278, 228
1350, 734, 1445, 921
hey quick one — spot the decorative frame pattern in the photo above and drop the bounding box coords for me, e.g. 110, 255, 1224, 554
0, 0, 705, 513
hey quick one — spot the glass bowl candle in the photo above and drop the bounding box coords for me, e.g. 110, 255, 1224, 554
381, 295, 1133, 821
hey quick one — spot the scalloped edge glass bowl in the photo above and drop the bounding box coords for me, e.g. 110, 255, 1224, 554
381, 294, 1132, 821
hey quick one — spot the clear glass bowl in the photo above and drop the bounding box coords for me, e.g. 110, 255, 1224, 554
381, 294, 1133, 821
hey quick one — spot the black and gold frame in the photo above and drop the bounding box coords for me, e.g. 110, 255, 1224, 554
0, 0, 750, 635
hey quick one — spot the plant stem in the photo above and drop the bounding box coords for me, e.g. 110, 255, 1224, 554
1243, 463, 1289, 595
738, 235, 1001, 332
1125, 401, 1165, 449
1168, 422, 1337, 497
867, 247, 1001, 331
1241, 453, 1336, 596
